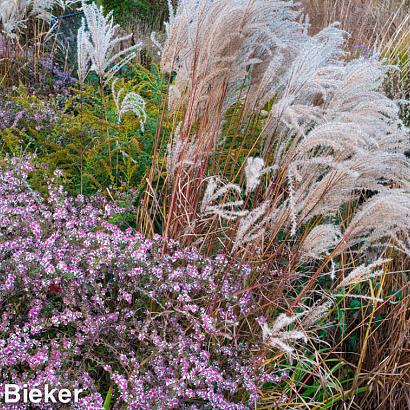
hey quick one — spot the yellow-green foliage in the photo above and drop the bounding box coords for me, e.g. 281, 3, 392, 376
0, 64, 167, 196
383, 31, 410, 91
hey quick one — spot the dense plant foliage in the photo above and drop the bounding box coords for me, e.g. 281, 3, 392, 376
0, 0, 409, 409
0, 157, 286, 409
99, 0, 167, 29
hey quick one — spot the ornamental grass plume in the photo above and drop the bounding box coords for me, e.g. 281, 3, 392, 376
112, 78, 147, 129
244, 157, 265, 195
30, 0, 55, 21
166, 122, 200, 178
161, 0, 302, 117
77, 18, 91, 86
0, 0, 79, 38
54, 0, 80, 11
159, 0, 410, 270
79, 0, 141, 84
150, 3, 410, 384
0, 0, 28, 38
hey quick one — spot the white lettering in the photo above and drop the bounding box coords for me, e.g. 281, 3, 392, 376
29, 388, 42, 404
22, 384, 29, 403
3, 384, 82, 404
73, 388, 83, 403
5, 384, 20, 403
58, 389, 72, 403
44, 384, 57, 403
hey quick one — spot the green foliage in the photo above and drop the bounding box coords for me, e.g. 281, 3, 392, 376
100, 0, 168, 29
0, 64, 167, 198
103, 385, 113, 410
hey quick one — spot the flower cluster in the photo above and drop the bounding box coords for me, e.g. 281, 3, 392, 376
0, 98, 58, 132
0, 158, 281, 409
39, 57, 77, 94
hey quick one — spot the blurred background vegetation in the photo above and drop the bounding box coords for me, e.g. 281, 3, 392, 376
97, 0, 168, 30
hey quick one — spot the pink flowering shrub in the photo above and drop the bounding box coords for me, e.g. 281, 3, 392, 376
0, 97, 58, 132
0, 158, 280, 409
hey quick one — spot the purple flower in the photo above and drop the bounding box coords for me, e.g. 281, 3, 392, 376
0, 157, 281, 409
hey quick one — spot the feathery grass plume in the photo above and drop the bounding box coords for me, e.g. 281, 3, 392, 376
112, 78, 147, 130
335, 259, 390, 289
177, 0, 410, 264
395, 235, 410, 257
80, 0, 141, 83
345, 190, 410, 253
301, 224, 341, 261
164, 0, 175, 37
200, 177, 248, 221
301, 300, 334, 329
333, 294, 384, 303
54, 0, 80, 10
260, 24, 347, 151
150, 31, 162, 56
161, 0, 303, 120
30, 0, 55, 21
166, 122, 200, 177
117, 93, 146, 129
232, 200, 272, 252
255, 24, 347, 123
165, 121, 183, 176
287, 167, 297, 237
245, 157, 265, 195
0, 0, 28, 38
244, 157, 278, 195
262, 313, 307, 358
77, 17, 91, 85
